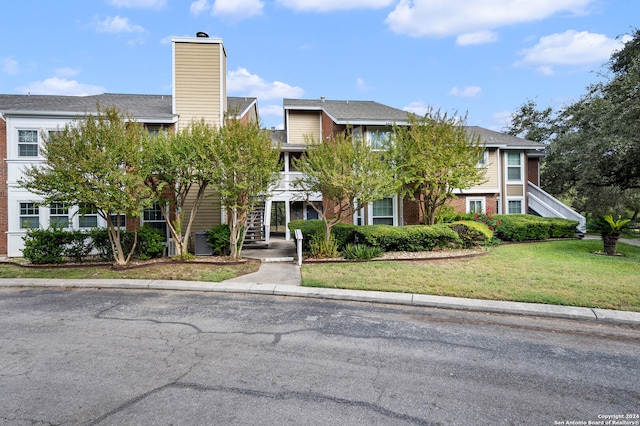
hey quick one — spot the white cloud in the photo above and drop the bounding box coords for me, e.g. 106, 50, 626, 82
93, 15, 146, 33
55, 67, 79, 78
356, 77, 372, 91
190, 0, 210, 15
227, 67, 304, 100
278, 0, 394, 12
108, 0, 166, 8
488, 110, 513, 131
212, 0, 264, 20
2, 56, 19, 75
403, 100, 430, 116
385, 0, 593, 39
519, 30, 630, 74
457, 31, 498, 46
448, 86, 482, 98
259, 104, 284, 118
17, 77, 105, 96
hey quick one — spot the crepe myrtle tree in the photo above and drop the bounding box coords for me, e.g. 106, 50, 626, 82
19, 106, 155, 265
293, 129, 400, 241
214, 117, 281, 260
142, 119, 221, 259
391, 110, 486, 225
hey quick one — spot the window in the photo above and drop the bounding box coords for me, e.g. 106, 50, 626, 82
367, 127, 392, 151
79, 204, 99, 228
110, 214, 126, 228
372, 198, 394, 225
18, 130, 39, 157
506, 152, 522, 182
508, 200, 523, 214
477, 150, 489, 168
20, 203, 40, 229
467, 197, 486, 214
143, 203, 167, 240
50, 203, 70, 228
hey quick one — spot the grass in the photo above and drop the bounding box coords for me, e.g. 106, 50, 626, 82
0, 259, 261, 282
301, 240, 640, 312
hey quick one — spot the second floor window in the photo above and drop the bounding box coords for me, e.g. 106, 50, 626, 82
506, 152, 522, 182
18, 130, 39, 157
79, 204, 99, 228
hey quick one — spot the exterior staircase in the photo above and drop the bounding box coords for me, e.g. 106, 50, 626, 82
242, 201, 270, 248
527, 182, 586, 234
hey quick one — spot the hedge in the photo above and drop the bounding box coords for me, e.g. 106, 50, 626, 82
446, 221, 493, 247
491, 214, 579, 242
288, 220, 357, 253
352, 224, 461, 252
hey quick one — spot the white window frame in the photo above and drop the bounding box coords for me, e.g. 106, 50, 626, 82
368, 196, 398, 226
507, 197, 524, 214
506, 152, 523, 183
49, 202, 70, 229
477, 150, 489, 168
19, 202, 40, 229
18, 129, 39, 157
78, 204, 99, 229
366, 126, 393, 151
466, 197, 486, 214
142, 202, 168, 240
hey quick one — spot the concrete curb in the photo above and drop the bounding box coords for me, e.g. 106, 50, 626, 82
1, 278, 639, 325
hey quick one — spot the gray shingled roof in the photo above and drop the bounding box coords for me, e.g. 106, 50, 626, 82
283, 98, 409, 125
0, 94, 257, 122
466, 126, 544, 149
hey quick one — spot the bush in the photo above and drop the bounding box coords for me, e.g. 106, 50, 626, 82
88, 227, 165, 261
64, 230, 94, 262
341, 243, 382, 260
206, 224, 231, 256
491, 215, 578, 242
136, 226, 165, 260
309, 232, 338, 258
446, 221, 493, 248
353, 225, 461, 252
22, 228, 71, 264
289, 220, 357, 253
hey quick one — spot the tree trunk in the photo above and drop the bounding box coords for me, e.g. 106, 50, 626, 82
602, 233, 620, 256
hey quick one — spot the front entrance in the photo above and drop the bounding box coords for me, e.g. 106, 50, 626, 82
270, 201, 286, 235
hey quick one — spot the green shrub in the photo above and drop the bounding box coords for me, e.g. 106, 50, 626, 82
309, 232, 338, 258
64, 230, 94, 262
289, 220, 357, 253
22, 228, 71, 264
87, 227, 165, 261
206, 224, 231, 256
136, 226, 165, 260
353, 225, 461, 252
341, 243, 382, 260
446, 221, 493, 248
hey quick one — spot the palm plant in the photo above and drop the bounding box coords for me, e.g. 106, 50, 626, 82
601, 214, 631, 255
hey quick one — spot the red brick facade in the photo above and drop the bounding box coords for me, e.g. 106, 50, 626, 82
0, 116, 7, 256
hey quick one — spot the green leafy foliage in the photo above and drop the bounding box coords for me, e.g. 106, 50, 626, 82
206, 224, 231, 256
309, 232, 339, 258
18, 107, 155, 265
603, 214, 631, 233
341, 244, 382, 260
488, 215, 578, 241
446, 221, 493, 248
22, 228, 72, 264
392, 110, 486, 225
352, 225, 461, 252
293, 130, 399, 242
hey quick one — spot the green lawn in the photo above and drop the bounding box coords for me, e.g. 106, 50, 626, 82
0, 260, 260, 283
301, 240, 640, 312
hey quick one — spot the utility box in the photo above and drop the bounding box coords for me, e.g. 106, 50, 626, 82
194, 232, 213, 256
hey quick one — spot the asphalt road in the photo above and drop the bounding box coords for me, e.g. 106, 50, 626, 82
1, 288, 638, 426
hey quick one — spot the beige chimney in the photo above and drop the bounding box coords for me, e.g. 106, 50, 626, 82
172, 34, 227, 129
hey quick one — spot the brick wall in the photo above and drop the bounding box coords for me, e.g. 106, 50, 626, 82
0, 116, 7, 256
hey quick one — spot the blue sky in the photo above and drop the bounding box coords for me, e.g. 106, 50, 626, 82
1, 0, 635, 131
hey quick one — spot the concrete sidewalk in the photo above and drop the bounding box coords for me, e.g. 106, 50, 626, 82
1, 235, 639, 325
